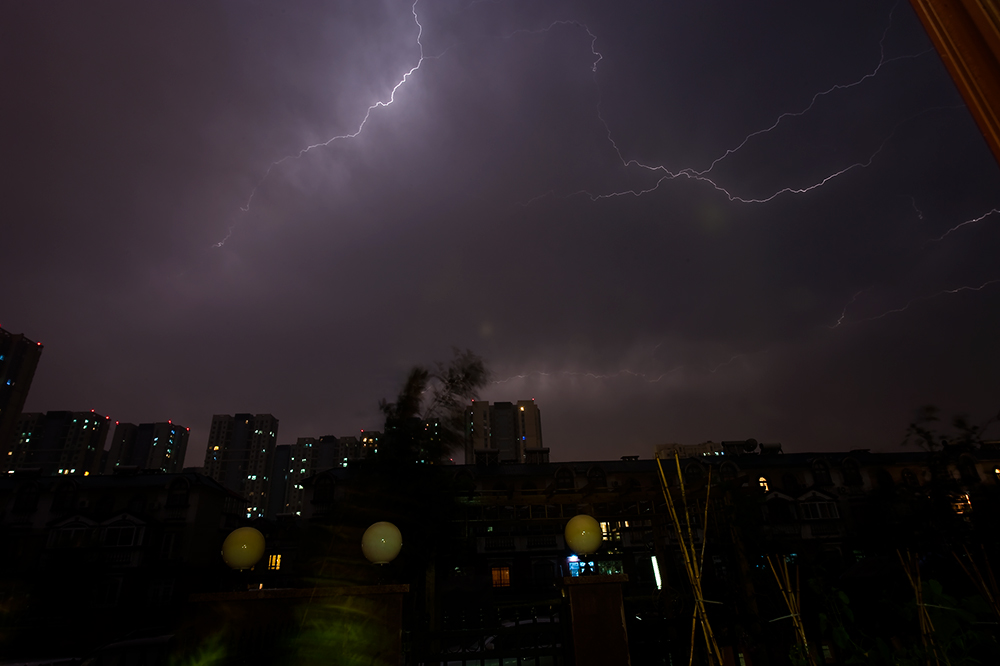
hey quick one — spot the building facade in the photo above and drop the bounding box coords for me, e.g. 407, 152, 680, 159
0, 470, 245, 659
8, 410, 110, 476
104, 421, 190, 474
0, 328, 43, 463
303, 444, 1000, 665
277, 433, 378, 517
201, 414, 278, 519
465, 399, 547, 465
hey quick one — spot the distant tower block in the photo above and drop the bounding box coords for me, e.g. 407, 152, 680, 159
464, 399, 547, 465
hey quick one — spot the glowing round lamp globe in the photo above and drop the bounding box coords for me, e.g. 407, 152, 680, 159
565, 514, 602, 556
221, 526, 265, 570
362, 521, 403, 564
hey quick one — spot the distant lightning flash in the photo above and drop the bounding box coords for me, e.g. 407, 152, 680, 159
505, 21, 602, 73
911, 197, 924, 220
512, 4, 932, 206
579, 105, 953, 205
840, 279, 1000, 325
928, 208, 1000, 243
492, 367, 680, 385
214, 0, 430, 247
492, 351, 754, 386
829, 288, 869, 329
686, 2, 930, 179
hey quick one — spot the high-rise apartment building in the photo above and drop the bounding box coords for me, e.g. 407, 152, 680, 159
0, 328, 43, 461
202, 414, 278, 519
266, 444, 292, 519
104, 421, 190, 474
465, 399, 547, 465
279, 433, 378, 516
8, 410, 109, 476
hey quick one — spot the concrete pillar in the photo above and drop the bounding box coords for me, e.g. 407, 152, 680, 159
563, 573, 631, 666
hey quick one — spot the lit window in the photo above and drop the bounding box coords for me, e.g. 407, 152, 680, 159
758, 476, 769, 492
268, 554, 281, 570
491, 566, 510, 588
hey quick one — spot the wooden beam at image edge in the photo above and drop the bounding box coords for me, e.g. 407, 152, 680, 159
908, 0, 1000, 165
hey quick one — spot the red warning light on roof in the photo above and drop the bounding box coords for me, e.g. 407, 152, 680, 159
37, 342, 42, 346
115, 421, 119, 425
168, 420, 172, 424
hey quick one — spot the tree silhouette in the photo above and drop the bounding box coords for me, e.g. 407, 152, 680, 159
378, 349, 489, 463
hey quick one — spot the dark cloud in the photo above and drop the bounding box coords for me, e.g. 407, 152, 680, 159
3, 0, 998, 464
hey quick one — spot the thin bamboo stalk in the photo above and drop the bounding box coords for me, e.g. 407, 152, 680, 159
656, 454, 723, 666
954, 546, 1000, 622
766, 556, 816, 666
898, 549, 949, 666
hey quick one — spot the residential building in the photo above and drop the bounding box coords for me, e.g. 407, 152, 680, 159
266, 444, 292, 519
0, 471, 244, 658
201, 414, 278, 519
9, 410, 109, 476
104, 421, 190, 474
303, 444, 1000, 665
0, 327, 43, 463
279, 433, 376, 516
465, 399, 547, 464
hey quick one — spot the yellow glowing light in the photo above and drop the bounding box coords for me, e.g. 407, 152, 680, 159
221, 527, 265, 570
565, 514, 602, 556
361, 521, 402, 564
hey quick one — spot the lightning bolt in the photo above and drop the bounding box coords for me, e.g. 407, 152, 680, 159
840, 279, 1000, 325
708, 354, 744, 374
927, 208, 1000, 243
684, 4, 932, 179
829, 288, 870, 329
215, 0, 432, 247
510, 4, 933, 206
578, 106, 953, 205
505, 20, 603, 73
911, 197, 924, 220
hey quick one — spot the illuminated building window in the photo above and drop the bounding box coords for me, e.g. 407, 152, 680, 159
268, 554, 281, 570
491, 566, 510, 588
758, 476, 769, 492
952, 493, 972, 515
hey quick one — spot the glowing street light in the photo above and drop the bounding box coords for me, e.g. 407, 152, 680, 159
221, 526, 265, 570
564, 514, 602, 556
362, 521, 402, 565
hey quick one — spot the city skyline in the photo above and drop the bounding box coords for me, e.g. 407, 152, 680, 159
3, 0, 999, 467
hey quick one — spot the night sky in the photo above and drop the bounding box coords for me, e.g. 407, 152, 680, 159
3, 0, 999, 465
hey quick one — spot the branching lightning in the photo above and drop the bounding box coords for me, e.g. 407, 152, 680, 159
215, 0, 431, 247
510, 3, 933, 206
